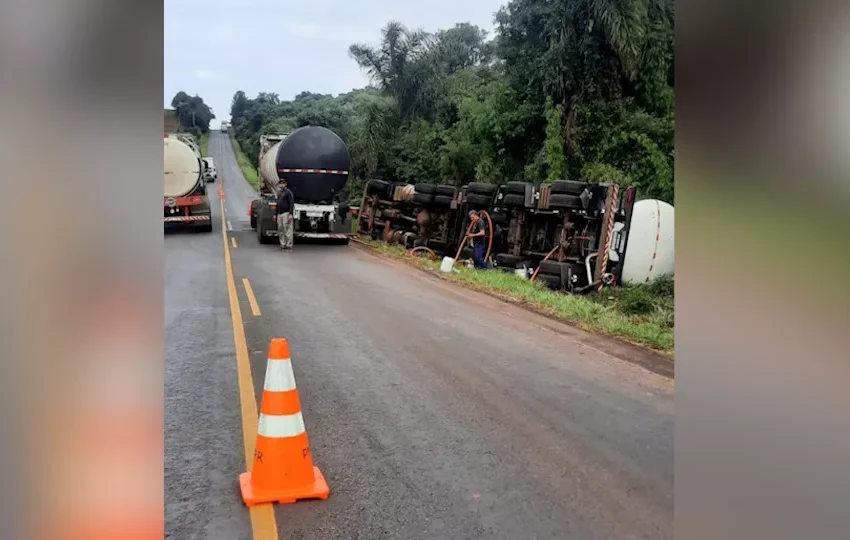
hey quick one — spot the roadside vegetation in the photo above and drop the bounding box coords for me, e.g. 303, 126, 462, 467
229, 133, 259, 190
359, 239, 674, 355
200, 133, 209, 157
227, 0, 673, 206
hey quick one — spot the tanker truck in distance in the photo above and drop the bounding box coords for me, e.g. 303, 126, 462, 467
164, 135, 212, 232
249, 125, 353, 244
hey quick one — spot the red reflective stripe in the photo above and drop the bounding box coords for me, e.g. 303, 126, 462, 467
277, 168, 348, 175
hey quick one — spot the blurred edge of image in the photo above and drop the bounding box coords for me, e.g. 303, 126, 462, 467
0, 0, 164, 538
0, 0, 847, 538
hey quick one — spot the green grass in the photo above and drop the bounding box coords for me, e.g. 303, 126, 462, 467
200, 133, 209, 157
358, 239, 674, 356
229, 134, 259, 190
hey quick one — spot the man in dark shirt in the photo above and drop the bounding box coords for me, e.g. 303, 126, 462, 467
466, 210, 488, 269
275, 179, 295, 250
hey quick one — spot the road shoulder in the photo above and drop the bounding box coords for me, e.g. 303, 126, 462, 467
350, 240, 674, 378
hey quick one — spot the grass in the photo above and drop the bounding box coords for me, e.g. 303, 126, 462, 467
357, 239, 674, 356
200, 133, 209, 157
229, 134, 259, 190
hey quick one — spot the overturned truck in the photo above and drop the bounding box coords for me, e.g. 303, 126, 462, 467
358, 179, 673, 292
250, 125, 354, 244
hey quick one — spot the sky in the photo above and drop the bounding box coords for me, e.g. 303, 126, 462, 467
164, 0, 509, 127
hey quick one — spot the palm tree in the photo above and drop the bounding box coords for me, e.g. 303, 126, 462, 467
349, 21, 437, 118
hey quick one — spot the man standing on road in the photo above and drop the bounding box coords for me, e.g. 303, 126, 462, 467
467, 210, 488, 269
275, 179, 295, 251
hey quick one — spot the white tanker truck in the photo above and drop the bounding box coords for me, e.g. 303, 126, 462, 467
163, 135, 212, 232
249, 125, 353, 244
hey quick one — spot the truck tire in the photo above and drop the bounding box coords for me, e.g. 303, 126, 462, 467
413, 237, 428, 248
495, 253, 523, 268
257, 217, 275, 244
502, 193, 526, 207
466, 193, 493, 207
549, 180, 586, 195
433, 195, 453, 206
505, 181, 532, 195
367, 179, 390, 195
413, 192, 433, 205
197, 222, 213, 233
489, 212, 508, 226
538, 260, 571, 276
548, 194, 583, 210
415, 182, 437, 195
435, 185, 456, 197
467, 182, 497, 196
250, 215, 257, 229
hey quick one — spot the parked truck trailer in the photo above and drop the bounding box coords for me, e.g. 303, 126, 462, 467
163, 135, 212, 232
249, 125, 353, 244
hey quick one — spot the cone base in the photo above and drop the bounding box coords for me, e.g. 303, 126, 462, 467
239, 466, 330, 506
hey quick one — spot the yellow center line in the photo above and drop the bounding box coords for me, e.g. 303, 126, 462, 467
242, 278, 262, 317
220, 197, 278, 539
231, 237, 238, 249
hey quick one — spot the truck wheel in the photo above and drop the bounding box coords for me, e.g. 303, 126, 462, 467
466, 193, 493, 207
467, 182, 497, 196
433, 195, 453, 206
502, 193, 526, 207
548, 194, 583, 210
250, 215, 257, 229
537, 260, 571, 276
505, 181, 532, 195
414, 182, 437, 195
549, 180, 586, 195
413, 192, 433, 205
435, 185, 456, 197
367, 179, 390, 195
495, 253, 523, 268
257, 218, 274, 244
198, 222, 213, 233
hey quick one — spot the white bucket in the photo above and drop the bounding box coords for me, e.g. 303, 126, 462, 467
514, 268, 528, 280
440, 257, 455, 273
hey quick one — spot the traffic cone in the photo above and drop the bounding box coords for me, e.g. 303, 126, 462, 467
239, 338, 330, 506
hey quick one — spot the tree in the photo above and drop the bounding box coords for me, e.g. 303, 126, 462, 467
230, 6, 674, 203
170, 91, 215, 135
349, 21, 438, 119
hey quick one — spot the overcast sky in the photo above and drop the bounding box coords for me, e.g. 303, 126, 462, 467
164, 0, 508, 127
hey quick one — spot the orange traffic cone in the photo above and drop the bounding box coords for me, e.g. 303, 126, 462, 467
239, 338, 330, 506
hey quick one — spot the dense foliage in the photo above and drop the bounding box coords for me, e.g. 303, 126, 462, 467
170, 91, 216, 136
229, 0, 673, 204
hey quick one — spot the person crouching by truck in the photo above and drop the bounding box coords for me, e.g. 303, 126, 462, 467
466, 210, 489, 269
275, 178, 295, 251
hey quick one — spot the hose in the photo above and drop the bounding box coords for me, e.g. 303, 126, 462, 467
529, 244, 561, 283
409, 246, 438, 260
453, 221, 475, 262
479, 210, 494, 264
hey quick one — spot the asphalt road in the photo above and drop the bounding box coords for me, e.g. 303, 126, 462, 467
165, 131, 674, 540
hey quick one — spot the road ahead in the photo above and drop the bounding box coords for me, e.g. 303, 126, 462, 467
165, 131, 674, 540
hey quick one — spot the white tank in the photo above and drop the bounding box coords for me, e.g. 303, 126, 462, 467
260, 140, 283, 187
164, 137, 202, 198
621, 199, 674, 284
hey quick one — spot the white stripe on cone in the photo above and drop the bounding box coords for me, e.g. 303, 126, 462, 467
258, 412, 306, 438
264, 358, 297, 392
